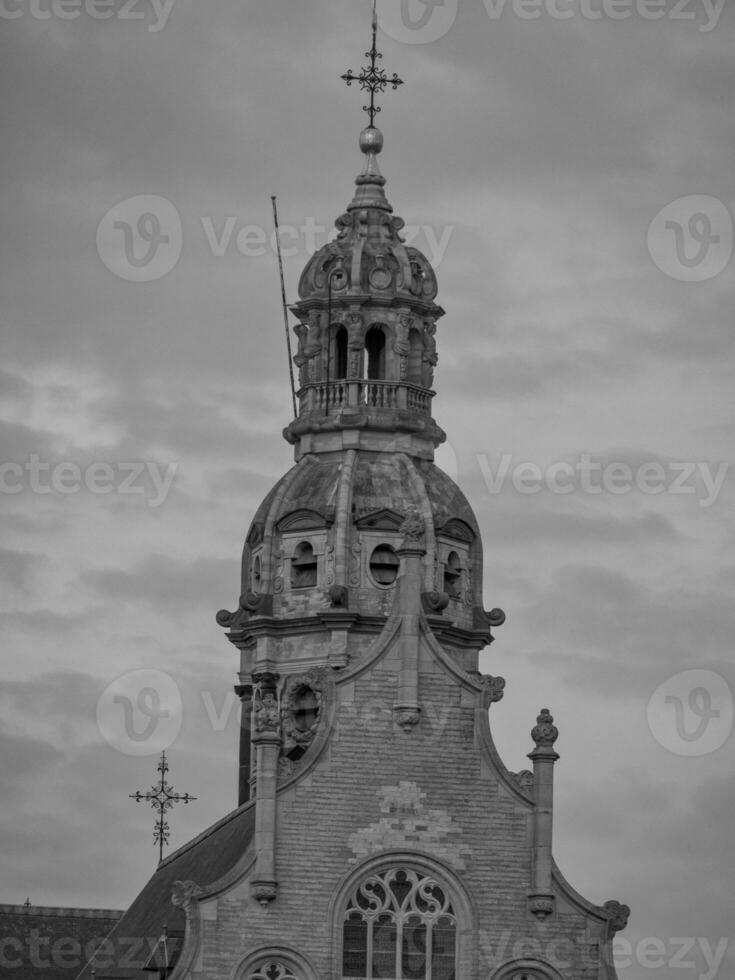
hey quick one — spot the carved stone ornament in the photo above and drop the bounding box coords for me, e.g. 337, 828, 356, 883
479, 674, 506, 704
513, 769, 534, 790
273, 547, 285, 594
531, 708, 559, 748
281, 671, 325, 749
487, 607, 506, 626
348, 540, 362, 588
528, 893, 555, 918
240, 591, 271, 614
394, 705, 420, 730
325, 543, 336, 587
253, 690, 281, 736
251, 880, 277, 906
215, 608, 235, 627
421, 591, 450, 614
399, 509, 425, 541
603, 899, 631, 934
171, 879, 203, 910
329, 584, 349, 607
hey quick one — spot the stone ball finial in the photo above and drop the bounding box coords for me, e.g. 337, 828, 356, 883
531, 708, 559, 748
360, 125, 383, 155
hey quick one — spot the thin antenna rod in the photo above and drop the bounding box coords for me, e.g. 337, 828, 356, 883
271, 196, 298, 419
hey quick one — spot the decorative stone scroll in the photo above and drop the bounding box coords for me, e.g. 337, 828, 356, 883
171, 879, 203, 911
479, 674, 506, 705
603, 899, 631, 935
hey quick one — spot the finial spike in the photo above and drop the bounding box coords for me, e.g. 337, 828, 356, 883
130, 751, 197, 864
341, 2, 403, 128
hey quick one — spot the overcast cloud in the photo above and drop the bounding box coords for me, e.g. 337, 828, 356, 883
1, 2, 733, 978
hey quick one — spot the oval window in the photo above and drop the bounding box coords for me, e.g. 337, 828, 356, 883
369, 545, 399, 586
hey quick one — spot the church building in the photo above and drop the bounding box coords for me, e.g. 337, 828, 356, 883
79, 19, 629, 980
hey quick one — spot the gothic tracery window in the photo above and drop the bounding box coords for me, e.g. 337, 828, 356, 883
342, 868, 457, 980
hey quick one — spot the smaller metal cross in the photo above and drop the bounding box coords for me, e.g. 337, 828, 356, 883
341, 1, 404, 127
130, 751, 196, 864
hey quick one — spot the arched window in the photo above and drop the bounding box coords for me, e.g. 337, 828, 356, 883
342, 868, 457, 980
443, 551, 462, 598
334, 326, 348, 380
407, 328, 423, 384
365, 326, 386, 380
237, 948, 317, 980
291, 541, 317, 588
252, 554, 262, 593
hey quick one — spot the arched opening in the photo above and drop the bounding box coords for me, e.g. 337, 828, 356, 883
252, 554, 262, 593
443, 551, 462, 598
291, 541, 317, 588
407, 328, 423, 384
341, 868, 457, 980
365, 326, 386, 380
334, 325, 348, 380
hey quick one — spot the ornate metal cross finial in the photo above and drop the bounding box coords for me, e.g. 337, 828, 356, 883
341, 1, 404, 127
130, 751, 197, 864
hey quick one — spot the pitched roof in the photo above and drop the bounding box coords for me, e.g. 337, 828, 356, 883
0, 905, 123, 980
77, 801, 256, 980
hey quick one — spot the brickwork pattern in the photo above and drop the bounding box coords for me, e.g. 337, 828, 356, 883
192, 641, 610, 980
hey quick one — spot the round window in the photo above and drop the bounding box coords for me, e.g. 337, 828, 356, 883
369, 545, 399, 586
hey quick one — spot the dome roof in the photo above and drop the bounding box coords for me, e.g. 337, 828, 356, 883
226, 450, 487, 634
296, 127, 439, 309
251, 452, 478, 538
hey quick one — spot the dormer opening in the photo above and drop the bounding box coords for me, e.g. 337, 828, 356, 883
365, 326, 386, 380
291, 541, 317, 588
443, 550, 462, 598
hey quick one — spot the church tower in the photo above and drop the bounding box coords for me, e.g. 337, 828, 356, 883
81, 18, 629, 980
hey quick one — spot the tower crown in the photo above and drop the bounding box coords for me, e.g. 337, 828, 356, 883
284, 127, 446, 461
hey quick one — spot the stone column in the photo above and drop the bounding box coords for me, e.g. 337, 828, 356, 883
393, 511, 426, 730
250, 671, 280, 905
527, 708, 559, 919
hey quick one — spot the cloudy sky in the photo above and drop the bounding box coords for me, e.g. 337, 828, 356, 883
1, 0, 734, 977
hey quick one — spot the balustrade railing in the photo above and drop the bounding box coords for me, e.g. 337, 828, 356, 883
297, 381, 433, 417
